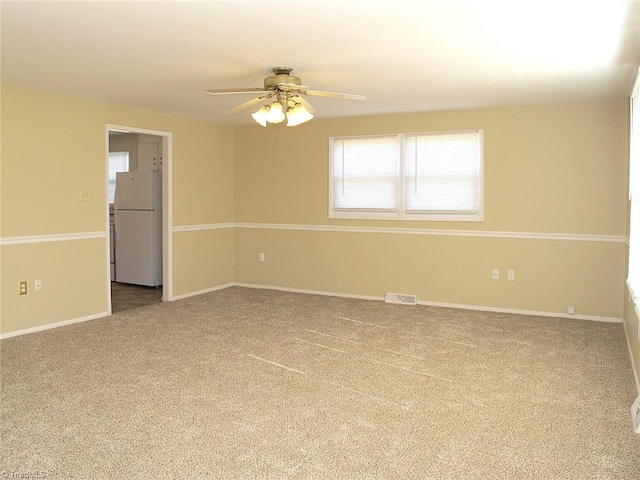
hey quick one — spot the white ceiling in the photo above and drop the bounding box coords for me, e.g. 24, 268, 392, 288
2, 0, 639, 126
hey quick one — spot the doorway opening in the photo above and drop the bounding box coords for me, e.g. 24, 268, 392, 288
106, 125, 172, 314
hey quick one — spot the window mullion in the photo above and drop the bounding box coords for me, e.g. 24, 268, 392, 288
341, 141, 345, 196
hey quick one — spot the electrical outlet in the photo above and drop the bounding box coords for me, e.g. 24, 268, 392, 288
507, 270, 515, 281
79, 189, 91, 201
492, 268, 499, 280
568, 306, 575, 315
259, 253, 265, 262
18, 281, 27, 295
34, 279, 42, 292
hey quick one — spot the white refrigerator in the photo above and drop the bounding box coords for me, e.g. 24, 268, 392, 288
114, 170, 162, 287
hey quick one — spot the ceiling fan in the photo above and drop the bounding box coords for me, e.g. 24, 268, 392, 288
206, 67, 365, 127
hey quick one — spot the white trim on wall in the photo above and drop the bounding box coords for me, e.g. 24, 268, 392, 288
167, 221, 628, 243
0, 223, 609, 245
0, 223, 235, 246
172, 223, 235, 233
8, 224, 623, 246
235, 222, 625, 243
0, 231, 106, 246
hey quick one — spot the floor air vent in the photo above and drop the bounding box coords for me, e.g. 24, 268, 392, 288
384, 292, 417, 305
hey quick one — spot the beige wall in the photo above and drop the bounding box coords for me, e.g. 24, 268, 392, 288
235, 228, 625, 318
1, 240, 107, 331
172, 228, 234, 298
1, 85, 235, 335
235, 102, 627, 233
234, 101, 628, 319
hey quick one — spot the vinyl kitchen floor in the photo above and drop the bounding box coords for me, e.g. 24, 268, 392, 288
111, 282, 162, 313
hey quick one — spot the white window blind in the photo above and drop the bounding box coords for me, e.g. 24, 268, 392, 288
628, 68, 640, 301
404, 131, 480, 213
329, 130, 483, 221
332, 136, 398, 211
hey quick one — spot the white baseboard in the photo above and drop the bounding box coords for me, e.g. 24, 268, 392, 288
0, 312, 109, 340
233, 282, 384, 302
0, 282, 623, 340
232, 282, 623, 323
416, 300, 622, 323
171, 282, 234, 301
0, 284, 236, 340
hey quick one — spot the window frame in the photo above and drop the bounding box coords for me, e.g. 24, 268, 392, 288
627, 67, 640, 305
328, 129, 484, 222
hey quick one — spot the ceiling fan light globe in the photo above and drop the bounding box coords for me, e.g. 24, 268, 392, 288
286, 104, 314, 127
266, 101, 285, 124
251, 105, 269, 127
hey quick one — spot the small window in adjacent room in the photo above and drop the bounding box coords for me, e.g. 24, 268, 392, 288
108, 151, 129, 203
329, 130, 483, 221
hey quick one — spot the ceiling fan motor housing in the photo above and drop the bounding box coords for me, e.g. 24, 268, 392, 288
264, 66, 302, 89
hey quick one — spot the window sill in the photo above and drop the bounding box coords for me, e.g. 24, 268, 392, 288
329, 210, 483, 222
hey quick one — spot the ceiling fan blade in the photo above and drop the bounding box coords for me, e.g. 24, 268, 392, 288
302, 89, 365, 100
224, 93, 275, 115
206, 87, 269, 95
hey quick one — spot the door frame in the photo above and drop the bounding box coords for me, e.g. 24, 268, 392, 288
105, 124, 173, 313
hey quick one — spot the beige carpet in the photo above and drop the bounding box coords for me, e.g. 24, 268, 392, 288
1, 287, 639, 479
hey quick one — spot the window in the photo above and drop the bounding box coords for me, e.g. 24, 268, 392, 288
330, 130, 483, 221
108, 151, 129, 203
628, 69, 640, 303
